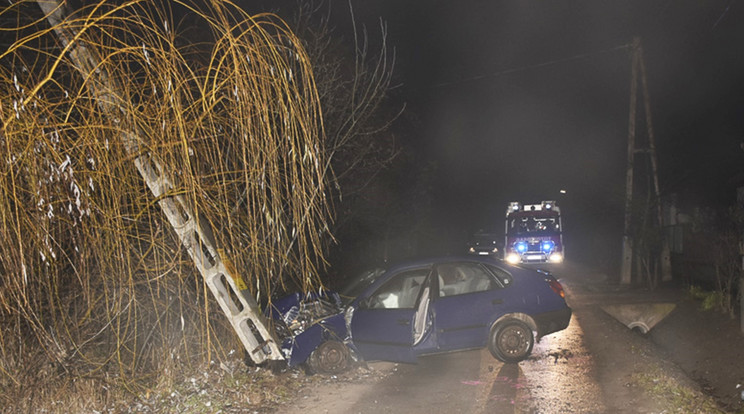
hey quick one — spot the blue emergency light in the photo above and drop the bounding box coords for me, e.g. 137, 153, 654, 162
541, 240, 555, 252
515, 241, 528, 253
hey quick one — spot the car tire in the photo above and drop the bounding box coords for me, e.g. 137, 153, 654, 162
307, 340, 351, 374
488, 319, 534, 363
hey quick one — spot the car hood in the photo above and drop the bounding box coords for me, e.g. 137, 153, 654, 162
266, 290, 351, 365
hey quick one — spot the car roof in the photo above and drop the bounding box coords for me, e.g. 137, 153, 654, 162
385, 255, 507, 272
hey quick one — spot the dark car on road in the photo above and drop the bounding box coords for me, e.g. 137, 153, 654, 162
268, 256, 572, 374
467, 230, 501, 256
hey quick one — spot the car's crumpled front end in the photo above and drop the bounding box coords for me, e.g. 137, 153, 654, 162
266, 290, 351, 368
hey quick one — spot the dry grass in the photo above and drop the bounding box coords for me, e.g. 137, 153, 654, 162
631, 365, 726, 413
0, 0, 332, 408
8, 352, 309, 413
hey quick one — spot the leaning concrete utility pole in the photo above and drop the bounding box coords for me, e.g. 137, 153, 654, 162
37, 0, 284, 364
621, 37, 672, 285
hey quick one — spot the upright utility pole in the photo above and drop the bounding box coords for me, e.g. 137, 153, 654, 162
620, 38, 639, 285
638, 42, 672, 283
621, 37, 672, 285
37, 1, 284, 364
741, 276, 744, 333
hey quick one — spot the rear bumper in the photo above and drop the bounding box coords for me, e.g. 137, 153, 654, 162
533, 306, 572, 337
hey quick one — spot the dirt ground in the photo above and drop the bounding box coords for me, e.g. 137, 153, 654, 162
551, 263, 744, 413
649, 289, 744, 412
567, 267, 744, 413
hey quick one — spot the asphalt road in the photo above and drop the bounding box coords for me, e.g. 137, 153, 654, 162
338, 315, 605, 414
283, 261, 714, 414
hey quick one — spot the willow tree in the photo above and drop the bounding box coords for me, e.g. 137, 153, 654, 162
0, 0, 331, 394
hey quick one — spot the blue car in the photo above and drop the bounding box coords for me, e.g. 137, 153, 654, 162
268, 256, 572, 374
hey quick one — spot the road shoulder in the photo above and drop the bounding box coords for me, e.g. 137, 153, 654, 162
562, 270, 728, 413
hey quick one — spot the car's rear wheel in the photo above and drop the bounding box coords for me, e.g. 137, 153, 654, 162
488, 320, 534, 363
307, 340, 351, 374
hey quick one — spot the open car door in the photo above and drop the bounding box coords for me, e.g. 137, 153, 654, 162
349, 268, 431, 364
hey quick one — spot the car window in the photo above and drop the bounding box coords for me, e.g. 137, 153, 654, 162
436, 262, 495, 297
367, 268, 429, 309
339, 268, 386, 305
485, 263, 513, 287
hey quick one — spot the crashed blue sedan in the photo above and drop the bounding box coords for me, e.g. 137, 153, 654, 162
268, 256, 571, 374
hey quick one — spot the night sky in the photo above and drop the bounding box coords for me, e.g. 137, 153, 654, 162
318, 0, 744, 268
241, 0, 744, 270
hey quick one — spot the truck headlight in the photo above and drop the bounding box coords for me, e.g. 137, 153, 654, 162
506, 253, 521, 264
549, 252, 564, 263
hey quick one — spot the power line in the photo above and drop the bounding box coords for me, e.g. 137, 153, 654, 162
432, 43, 631, 89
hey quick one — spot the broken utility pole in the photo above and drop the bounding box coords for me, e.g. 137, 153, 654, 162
37, 0, 284, 364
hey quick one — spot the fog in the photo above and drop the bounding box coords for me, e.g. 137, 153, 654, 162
339, 0, 744, 271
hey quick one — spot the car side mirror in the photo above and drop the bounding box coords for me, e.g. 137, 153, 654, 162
357, 297, 370, 309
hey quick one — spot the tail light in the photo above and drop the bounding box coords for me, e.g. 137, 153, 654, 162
546, 277, 565, 299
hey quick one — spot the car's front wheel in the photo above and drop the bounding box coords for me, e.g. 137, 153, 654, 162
306, 340, 351, 374
488, 320, 534, 363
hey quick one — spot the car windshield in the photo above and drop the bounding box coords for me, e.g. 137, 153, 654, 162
508, 216, 560, 236
338, 268, 386, 305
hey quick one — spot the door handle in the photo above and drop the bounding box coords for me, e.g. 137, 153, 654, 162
397, 319, 410, 326
492, 299, 503, 305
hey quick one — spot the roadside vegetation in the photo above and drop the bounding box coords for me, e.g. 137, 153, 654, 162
632, 366, 725, 414
0, 0, 397, 411
681, 206, 743, 318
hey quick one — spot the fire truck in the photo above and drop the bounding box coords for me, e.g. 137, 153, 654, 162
504, 201, 564, 264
